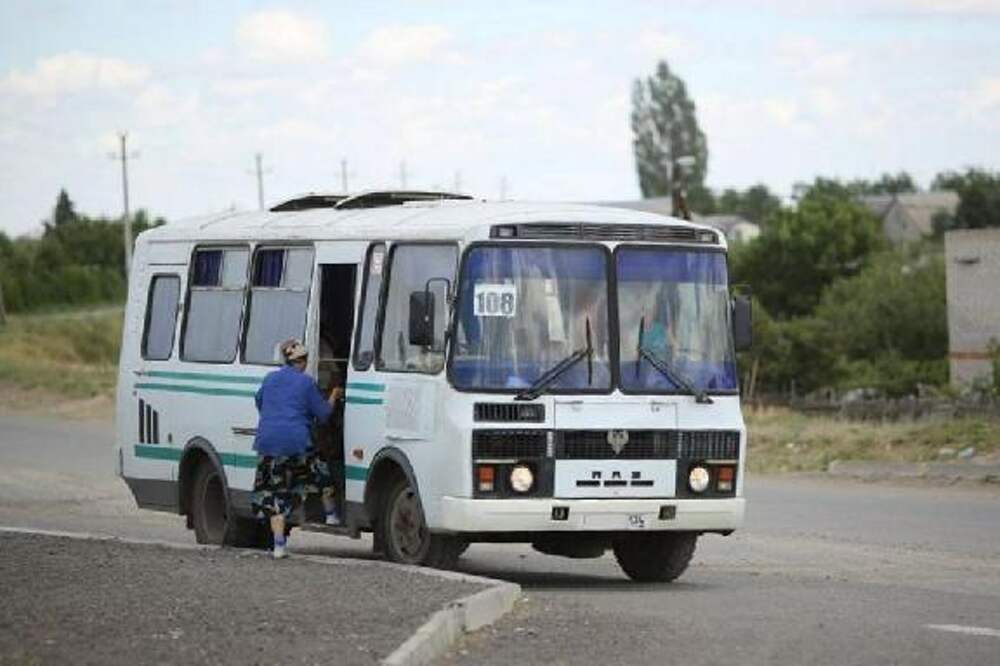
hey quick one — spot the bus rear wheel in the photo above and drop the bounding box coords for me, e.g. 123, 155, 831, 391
190, 462, 262, 547
612, 532, 698, 583
379, 477, 461, 569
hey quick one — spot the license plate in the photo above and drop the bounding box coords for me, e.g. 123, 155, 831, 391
627, 514, 647, 530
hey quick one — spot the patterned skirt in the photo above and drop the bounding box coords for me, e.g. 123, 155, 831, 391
251, 450, 333, 520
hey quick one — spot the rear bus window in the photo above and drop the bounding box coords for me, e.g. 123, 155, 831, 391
142, 275, 180, 360
181, 247, 249, 363
243, 247, 314, 365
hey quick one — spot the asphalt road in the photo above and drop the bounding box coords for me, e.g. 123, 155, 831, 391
2, 412, 999, 665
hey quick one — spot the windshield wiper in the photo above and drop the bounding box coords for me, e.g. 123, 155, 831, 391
636, 317, 712, 404
515, 318, 593, 401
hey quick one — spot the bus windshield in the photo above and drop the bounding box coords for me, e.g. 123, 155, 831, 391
616, 247, 737, 392
451, 245, 612, 392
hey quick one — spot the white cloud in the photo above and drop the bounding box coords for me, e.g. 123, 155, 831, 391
775, 36, 854, 81
959, 76, 1000, 120
635, 28, 690, 60
236, 10, 330, 63
356, 24, 458, 67
890, 0, 1000, 15
1, 52, 148, 96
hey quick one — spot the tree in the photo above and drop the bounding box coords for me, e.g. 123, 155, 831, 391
846, 172, 918, 196
731, 190, 884, 318
631, 60, 709, 201
932, 168, 1000, 230
814, 248, 948, 395
51, 189, 78, 228
716, 184, 783, 226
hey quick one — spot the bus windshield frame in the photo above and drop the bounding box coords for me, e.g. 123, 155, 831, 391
448, 242, 615, 395
448, 241, 739, 396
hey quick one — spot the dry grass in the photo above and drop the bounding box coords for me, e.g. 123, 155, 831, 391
746, 404, 1000, 472
0, 306, 122, 400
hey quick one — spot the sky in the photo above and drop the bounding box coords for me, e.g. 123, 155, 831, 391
1, 0, 999, 236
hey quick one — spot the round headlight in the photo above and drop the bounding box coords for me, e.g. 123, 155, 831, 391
688, 465, 710, 493
509, 464, 534, 493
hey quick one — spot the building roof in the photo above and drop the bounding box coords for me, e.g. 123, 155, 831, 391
857, 190, 959, 241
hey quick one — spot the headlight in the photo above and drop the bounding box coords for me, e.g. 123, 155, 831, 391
509, 464, 534, 493
688, 465, 710, 493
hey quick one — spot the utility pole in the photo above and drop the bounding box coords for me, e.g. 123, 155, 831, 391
109, 132, 138, 277
340, 159, 349, 194
399, 161, 408, 189
254, 153, 265, 210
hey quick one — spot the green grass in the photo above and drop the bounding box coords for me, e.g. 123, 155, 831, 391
0, 306, 122, 399
746, 405, 1000, 473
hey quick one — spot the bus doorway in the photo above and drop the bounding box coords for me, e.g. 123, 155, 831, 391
310, 263, 357, 521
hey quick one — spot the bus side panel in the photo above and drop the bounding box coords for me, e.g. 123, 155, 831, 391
117, 239, 192, 510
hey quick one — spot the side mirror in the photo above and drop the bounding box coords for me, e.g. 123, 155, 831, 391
408, 291, 435, 347
733, 295, 752, 351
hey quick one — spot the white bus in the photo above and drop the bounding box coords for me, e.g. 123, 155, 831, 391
115, 191, 752, 582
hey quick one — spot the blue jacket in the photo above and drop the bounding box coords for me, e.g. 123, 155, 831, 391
253, 365, 333, 457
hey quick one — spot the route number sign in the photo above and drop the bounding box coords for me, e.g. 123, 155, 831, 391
474, 283, 517, 318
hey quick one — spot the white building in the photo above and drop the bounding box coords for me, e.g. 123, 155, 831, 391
945, 227, 1000, 388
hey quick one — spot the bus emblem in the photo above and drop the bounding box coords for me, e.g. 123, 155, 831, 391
607, 430, 629, 454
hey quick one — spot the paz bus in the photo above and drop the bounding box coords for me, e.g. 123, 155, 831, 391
115, 190, 752, 582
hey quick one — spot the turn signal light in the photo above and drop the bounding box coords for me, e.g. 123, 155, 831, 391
716, 466, 735, 492
477, 465, 495, 492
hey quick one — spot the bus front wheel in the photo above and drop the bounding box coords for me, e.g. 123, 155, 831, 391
612, 532, 698, 583
378, 477, 462, 569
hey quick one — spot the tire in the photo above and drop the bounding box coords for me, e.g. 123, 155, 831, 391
612, 532, 698, 583
377, 476, 462, 569
190, 462, 261, 547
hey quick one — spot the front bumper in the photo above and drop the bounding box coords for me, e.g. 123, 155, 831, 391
437, 496, 745, 533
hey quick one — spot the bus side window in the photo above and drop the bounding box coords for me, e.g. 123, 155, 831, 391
142, 275, 181, 361
353, 242, 385, 371
181, 246, 249, 363
377, 243, 457, 374
243, 246, 314, 365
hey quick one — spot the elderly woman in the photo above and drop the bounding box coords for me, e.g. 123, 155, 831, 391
251, 339, 342, 559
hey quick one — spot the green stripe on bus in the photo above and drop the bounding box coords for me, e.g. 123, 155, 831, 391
142, 371, 266, 385
218, 452, 258, 468
135, 445, 256, 469
345, 382, 386, 392
134, 445, 182, 461
345, 395, 383, 405
345, 465, 368, 481
135, 382, 257, 398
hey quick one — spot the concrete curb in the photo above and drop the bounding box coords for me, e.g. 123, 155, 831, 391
0, 526, 522, 666
827, 460, 1000, 484
382, 582, 521, 666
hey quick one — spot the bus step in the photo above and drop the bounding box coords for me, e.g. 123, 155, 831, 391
298, 524, 361, 539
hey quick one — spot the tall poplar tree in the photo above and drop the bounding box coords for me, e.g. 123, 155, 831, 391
630, 60, 709, 200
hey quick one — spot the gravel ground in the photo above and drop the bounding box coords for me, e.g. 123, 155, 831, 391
0, 533, 484, 666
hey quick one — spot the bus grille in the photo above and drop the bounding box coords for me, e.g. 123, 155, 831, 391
473, 402, 545, 423
677, 430, 741, 460
472, 430, 547, 459
554, 430, 740, 460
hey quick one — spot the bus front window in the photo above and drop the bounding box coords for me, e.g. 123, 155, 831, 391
451, 245, 611, 392
616, 247, 737, 393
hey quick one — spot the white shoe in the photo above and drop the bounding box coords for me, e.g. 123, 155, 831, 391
273, 543, 287, 559
325, 511, 340, 526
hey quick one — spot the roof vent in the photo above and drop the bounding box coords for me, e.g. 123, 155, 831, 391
334, 190, 472, 210
270, 193, 347, 212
